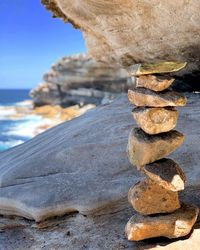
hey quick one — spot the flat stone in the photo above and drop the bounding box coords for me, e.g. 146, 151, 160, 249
127, 62, 187, 76
127, 128, 184, 168
132, 107, 178, 134
128, 178, 180, 215
128, 88, 187, 107
144, 158, 186, 191
135, 75, 175, 92
125, 203, 199, 241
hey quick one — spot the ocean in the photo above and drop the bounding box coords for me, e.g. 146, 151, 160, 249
0, 89, 44, 152
0, 89, 94, 153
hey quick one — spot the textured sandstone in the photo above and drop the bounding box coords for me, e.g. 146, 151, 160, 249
127, 62, 187, 76
144, 158, 186, 192
41, 0, 200, 93
136, 75, 174, 92
125, 203, 199, 241
128, 178, 180, 215
42, 0, 200, 86
127, 128, 184, 168
128, 88, 187, 107
132, 107, 178, 134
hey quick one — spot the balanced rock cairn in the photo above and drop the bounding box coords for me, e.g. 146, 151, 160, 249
125, 62, 199, 241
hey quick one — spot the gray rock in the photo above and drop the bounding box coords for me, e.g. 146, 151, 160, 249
0, 95, 138, 222
0, 94, 199, 224
1, 93, 200, 249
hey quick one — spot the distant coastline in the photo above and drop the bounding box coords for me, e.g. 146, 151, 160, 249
0, 88, 95, 152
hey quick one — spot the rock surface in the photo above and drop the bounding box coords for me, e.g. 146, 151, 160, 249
0, 95, 139, 222
144, 159, 186, 192
127, 128, 184, 167
30, 54, 129, 107
125, 203, 199, 241
132, 107, 178, 134
136, 75, 174, 92
128, 88, 187, 107
42, 0, 200, 90
153, 227, 200, 250
128, 178, 180, 215
0, 93, 200, 249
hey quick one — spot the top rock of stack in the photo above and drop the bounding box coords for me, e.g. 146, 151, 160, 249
135, 75, 174, 92
127, 62, 187, 76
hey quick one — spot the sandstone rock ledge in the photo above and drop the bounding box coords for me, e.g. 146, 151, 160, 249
0, 93, 200, 249
42, 0, 200, 91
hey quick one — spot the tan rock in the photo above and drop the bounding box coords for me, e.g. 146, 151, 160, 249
127, 62, 187, 76
144, 158, 186, 192
125, 203, 199, 241
128, 178, 180, 215
127, 128, 184, 168
128, 88, 187, 107
42, 1, 200, 88
132, 107, 178, 135
135, 75, 175, 92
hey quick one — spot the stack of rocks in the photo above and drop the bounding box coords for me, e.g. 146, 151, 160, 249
125, 62, 199, 241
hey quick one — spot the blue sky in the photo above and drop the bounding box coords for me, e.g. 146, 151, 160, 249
0, 0, 86, 89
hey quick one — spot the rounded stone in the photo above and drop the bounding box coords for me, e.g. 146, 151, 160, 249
128, 178, 180, 215
132, 107, 179, 134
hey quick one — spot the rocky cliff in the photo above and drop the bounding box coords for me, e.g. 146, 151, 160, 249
30, 54, 130, 107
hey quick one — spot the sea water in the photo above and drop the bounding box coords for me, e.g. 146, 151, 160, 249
0, 89, 43, 152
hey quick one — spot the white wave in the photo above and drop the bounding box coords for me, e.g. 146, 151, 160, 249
0, 106, 17, 118
3, 115, 55, 138
0, 100, 33, 120
15, 100, 32, 107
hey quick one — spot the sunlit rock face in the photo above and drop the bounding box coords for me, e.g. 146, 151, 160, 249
42, 0, 200, 90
